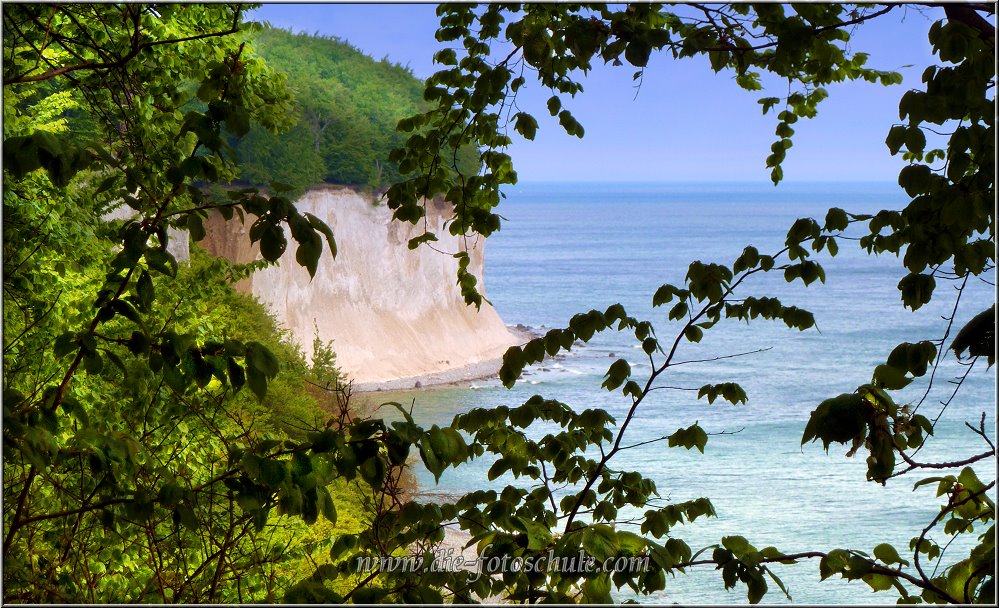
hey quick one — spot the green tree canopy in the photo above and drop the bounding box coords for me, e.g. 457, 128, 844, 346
232, 25, 479, 191
3, 4, 365, 601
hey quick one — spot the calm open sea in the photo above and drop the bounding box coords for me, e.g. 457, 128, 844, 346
362, 182, 996, 604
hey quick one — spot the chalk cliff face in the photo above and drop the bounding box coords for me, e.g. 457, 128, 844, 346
200, 186, 517, 387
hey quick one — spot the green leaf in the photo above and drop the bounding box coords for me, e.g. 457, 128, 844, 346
957, 466, 985, 493
304, 213, 337, 258
698, 383, 748, 405
653, 284, 682, 306
863, 572, 895, 592
872, 364, 912, 390
259, 458, 287, 486
514, 112, 539, 140
144, 249, 177, 278
247, 367, 267, 401
950, 305, 995, 363
407, 232, 438, 250
885, 125, 907, 155
668, 423, 708, 453
801, 393, 868, 450
227, 358, 245, 390
419, 434, 445, 482
54, 332, 79, 359
582, 524, 618, 561
386, 432, 410, 466
295, 232, 322, 278
225, 107, 250, 137
259, 223, 287, 262
625, 38, 652, 67
898, 273, 935, 311
500, 346, 525, 388
186, 214, 206, 242
547, 96, 561, 116
359, 456, 386, 486
175, 505, 199, 531
758, 96, 780, 114
245, 341, 279, 378
135, 270, 154, 312
824, 207, 849, 231
602, 358, 631, 391
819, 549, 850, 580
83, 352, 104, 375
428, 425, 467, 464
516, 515, 552, 551
110, 300, 142, 325
904, 126, 926, 154
582, 572, 612, 603
722, 535, 751, 554
747, 571, 769, 603
873, 543, 908, 566
286, 581, 342, 603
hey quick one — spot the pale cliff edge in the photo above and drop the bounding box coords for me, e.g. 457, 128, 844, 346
200, 186, 518, 389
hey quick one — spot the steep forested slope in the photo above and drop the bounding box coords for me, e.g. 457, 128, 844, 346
234, 25, 475, 190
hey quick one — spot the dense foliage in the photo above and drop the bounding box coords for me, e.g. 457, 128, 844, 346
3, 4, 374, 601
232, 25, 479, 192
232, 25, 418, 190
3, 2, 994, 605
377, 2, 995, 603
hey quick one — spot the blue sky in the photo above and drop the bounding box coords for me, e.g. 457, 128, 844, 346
248, 3, 943, 183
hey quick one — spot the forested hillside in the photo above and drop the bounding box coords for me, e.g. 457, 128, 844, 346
234, 25, 475, 191
2, 6, 377, 601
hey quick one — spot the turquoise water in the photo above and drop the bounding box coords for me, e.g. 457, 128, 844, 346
360, 182, 996, 604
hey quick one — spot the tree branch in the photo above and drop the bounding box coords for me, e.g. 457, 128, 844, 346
14, 496, 131, 527
690, 4, 898, 53
3, 7, 243, 85
942, 3, 996, 44
913, 480, 995, 602
896, 447, 995, 473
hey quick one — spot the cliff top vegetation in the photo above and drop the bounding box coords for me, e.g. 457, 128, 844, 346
233, 24, 478, 193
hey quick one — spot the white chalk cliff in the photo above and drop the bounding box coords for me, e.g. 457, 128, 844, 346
200, 186, 517, 388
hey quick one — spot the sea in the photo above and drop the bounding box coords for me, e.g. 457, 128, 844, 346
360, 181, 996, 604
